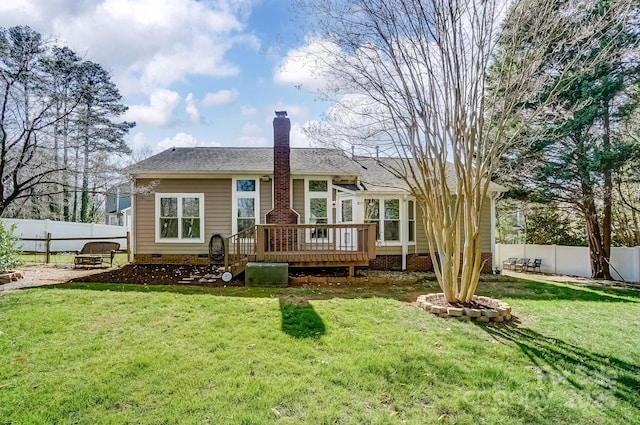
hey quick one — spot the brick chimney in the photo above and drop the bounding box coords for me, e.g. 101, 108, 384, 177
266, 111, 298, 225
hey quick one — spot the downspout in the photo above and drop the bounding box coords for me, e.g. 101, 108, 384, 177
130, 179, 135, 263
490, 192, 498, 272
402, 196, 408, 270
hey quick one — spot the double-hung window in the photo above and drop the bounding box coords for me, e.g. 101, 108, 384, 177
155, 193, 204, 243
233, 178, 259, 234
384, 199, 400, 241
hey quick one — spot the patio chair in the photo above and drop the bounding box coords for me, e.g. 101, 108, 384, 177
526, 258, 542, 273
513, 258, 529, 272
502, 257, 517, 270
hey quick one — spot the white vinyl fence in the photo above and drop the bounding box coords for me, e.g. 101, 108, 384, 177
1, 218, 128, 253
496, 243, 640, 283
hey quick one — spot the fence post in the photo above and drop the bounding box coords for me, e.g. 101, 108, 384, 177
126, 231, 131, 263
45, 232, 52, 264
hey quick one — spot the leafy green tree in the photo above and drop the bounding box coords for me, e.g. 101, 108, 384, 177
0, 221, 21, 273
0, 26, 133, 221
497, 1, 640, 279
298, 0, 634, 301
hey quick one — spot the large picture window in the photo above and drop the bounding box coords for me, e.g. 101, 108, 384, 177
364, 197, 412, 244
155, 193, 204, 243
233, 178, 259, 234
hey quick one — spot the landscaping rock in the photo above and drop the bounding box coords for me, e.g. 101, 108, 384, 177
447, 307, 464, 316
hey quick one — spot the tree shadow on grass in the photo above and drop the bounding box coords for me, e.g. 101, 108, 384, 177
278, 296, 326, 339
476, 278, 639, 303
480, 322, 640, 415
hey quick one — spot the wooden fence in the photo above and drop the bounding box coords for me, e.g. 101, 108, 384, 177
19, 232, 131, 264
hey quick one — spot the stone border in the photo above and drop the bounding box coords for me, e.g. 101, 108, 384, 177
0, 270, 24, 284
416, 293, 512, 322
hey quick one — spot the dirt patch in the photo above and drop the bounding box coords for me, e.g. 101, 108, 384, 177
69, 264, 243, 286
0, 265, 107, 291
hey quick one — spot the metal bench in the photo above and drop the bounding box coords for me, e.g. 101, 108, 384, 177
74, 241, 120, 268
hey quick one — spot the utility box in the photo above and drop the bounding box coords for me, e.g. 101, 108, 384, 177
245, 262, 289, 287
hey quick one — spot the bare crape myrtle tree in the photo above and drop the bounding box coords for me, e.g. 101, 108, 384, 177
296, 0, 635, 302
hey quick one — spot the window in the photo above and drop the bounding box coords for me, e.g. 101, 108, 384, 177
341, 199, 353, 222
364, 199, 380, 240
233, 178, 259, 234
364, 197, 413, 244
408, 200, 415, 242
309, 180, 328, 192
306, 178, 331, 239
155, 193, 204, 242
384, 199, 400, 241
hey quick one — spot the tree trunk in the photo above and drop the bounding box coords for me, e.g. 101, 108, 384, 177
601, 100, 613, 279
80, 134, 90, 223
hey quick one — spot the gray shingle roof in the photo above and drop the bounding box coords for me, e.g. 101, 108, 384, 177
125, 146, 505, 193
125, 147, 361, 176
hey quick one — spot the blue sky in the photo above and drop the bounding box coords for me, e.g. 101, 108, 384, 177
0, 0, 333, 155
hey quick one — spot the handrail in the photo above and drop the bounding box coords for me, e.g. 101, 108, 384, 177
224, 223, 376, 276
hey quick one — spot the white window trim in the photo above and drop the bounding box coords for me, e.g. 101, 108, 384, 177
304, 177, 333, 240
359, 195, 416, 246
232, 177, 260, 235
155, 193, 205, 243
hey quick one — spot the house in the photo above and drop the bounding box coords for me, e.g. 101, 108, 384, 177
125, 111, 502, 276
105, 182, 132, 227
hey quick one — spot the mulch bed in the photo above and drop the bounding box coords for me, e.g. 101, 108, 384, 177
69, 264, 242, 286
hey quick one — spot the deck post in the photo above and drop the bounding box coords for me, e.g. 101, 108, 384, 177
256, 225, 265, 261
367, 224, 377, 259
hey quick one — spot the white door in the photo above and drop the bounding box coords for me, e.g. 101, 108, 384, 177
337, 196, 357, 251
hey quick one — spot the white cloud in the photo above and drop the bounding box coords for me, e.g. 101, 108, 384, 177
185, 93, 200, 124
273, 39, 338, 91
240, 105, 258, 116
290, 123, 313, 148
129, 132, 148, 152
0, 0, 259, 93
201, 89, 239, 107
124, 89, 181, 127
155, 132, 222, 153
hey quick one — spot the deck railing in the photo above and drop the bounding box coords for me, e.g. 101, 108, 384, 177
224, 223, 376, 276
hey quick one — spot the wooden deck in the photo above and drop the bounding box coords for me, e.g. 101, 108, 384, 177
224, 224, 376, 277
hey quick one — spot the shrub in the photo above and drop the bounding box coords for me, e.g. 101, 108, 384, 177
0, 221, 22, 273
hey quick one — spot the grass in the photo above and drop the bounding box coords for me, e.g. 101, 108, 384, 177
1, 276, 639, 424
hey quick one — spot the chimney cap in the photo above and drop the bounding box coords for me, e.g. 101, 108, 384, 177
275, 110, 288, 117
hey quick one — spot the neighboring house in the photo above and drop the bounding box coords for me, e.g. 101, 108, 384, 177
125, 111, 503, 276
105, 183, 132, 228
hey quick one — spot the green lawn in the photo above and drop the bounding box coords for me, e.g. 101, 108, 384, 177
1, 277, 639, 424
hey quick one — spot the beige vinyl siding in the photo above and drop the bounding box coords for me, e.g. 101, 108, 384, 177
260, 179, 272, 224
415, 204, 430, 252
414, 197, 493, 253
292, 179, 304, 223
134, 178, 232, 255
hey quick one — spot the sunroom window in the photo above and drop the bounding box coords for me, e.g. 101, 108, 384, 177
384, 199, 400, 241
364, 199, 380, 240
156, 193, 204, 243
